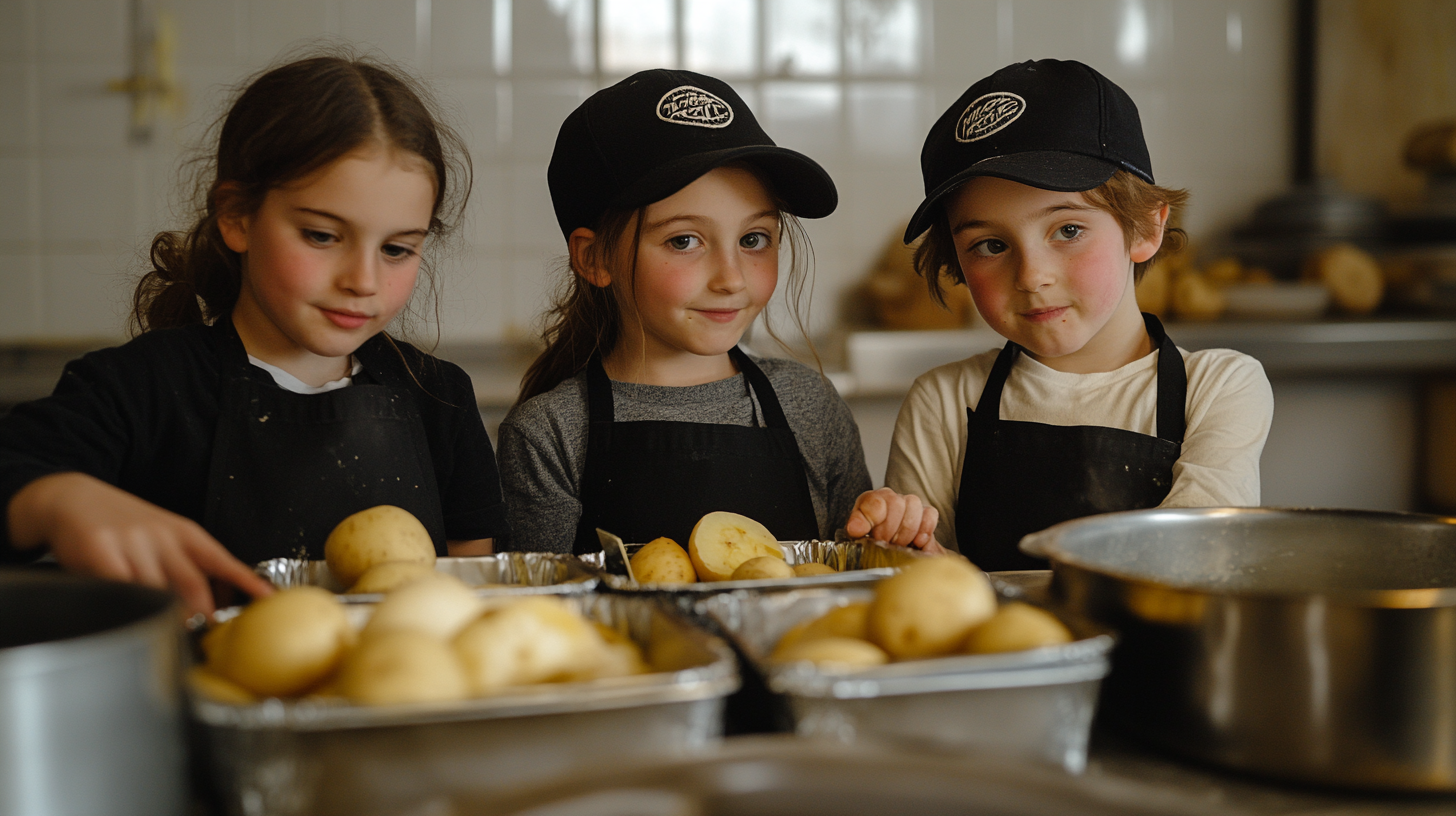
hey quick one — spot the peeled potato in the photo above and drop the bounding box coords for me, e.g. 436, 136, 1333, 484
348, 561, 438, 594
730, 555, 794, 581
867, 557, 997, 660
630, 537, 697, 584
773, 637, 889, 671
363, 573, 483, 641
214, 587, 354, 698
187, 666, 257, 704
773, 602, 871, 658
964, 602, 1074, 654
336, 631, 469, 706
688, 511, 783, 582
453, 598, 600, 693
792, 562, 838, 577
325, 505, 436, 587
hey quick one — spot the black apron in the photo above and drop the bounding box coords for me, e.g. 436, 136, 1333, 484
955, 313, 1187, 571
571, 347, 819, 555
202, 325, 447, 566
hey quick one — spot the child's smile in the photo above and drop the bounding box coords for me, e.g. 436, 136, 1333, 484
946, 176, 1162, 373
220, 146, 435, 386
603, 166, 780, 384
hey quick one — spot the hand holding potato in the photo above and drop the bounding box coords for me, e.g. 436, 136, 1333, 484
845, 488, 942, 551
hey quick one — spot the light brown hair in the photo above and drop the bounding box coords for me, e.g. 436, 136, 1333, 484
912, 170, 1189, 306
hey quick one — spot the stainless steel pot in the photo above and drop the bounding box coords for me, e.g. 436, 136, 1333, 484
1020, 507, 1456, 791
0, 569, 185, 815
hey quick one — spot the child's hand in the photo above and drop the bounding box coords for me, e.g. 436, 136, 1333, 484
845, 488, 943, 552
7, 473, 275, 616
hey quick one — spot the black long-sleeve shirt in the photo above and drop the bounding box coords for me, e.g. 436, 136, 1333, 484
0, 321, 508, 561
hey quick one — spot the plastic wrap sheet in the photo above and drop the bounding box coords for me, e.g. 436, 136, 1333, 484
191, 594, 738, 816
696, 586, 1114, 773
254, 552, 600, 599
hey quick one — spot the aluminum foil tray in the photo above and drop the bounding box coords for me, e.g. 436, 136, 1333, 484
581, 538, 925, 595
191, 594, 739, 816
255, 552, 600, 599
696, 585, 1114, 773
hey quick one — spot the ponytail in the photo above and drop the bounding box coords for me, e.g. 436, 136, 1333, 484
518, 207, 643, 403
131, 51, 469, 336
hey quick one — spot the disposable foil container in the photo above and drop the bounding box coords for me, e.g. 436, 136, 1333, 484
696, 586, 1113, 773
191, 594, 739, 816
581, 538, 925, 596
255, 552, 600, 599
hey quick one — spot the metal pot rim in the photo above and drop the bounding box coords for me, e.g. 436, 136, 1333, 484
1021, 506, 1456, 608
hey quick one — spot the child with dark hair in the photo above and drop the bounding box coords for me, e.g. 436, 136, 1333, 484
888, 60, 1273, 567
499, 69, 936, 554
0, 54, 508, 613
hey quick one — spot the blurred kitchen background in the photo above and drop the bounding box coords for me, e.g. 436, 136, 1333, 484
3, 0, 1456, 512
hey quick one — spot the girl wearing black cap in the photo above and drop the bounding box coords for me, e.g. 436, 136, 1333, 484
888, 59, 1273, 569
498, 69, 937, 555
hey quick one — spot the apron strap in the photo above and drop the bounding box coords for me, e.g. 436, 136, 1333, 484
971, 340, 1020, 427
971, 313, 1187, 443
729, 347, 792, 430
586, 352, 616, 423
1144, 313, 1187, 444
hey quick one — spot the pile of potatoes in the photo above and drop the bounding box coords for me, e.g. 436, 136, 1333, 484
770, 556, 1074, 671
629, 511, 840, 584
189, 575, 648, 707
1137, 243, 1384, 321
189, 505, 646, 707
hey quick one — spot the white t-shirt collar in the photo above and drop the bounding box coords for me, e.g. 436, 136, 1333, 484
247, 355, 364, 395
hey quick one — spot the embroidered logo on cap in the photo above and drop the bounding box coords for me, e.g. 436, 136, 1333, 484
956, 92, 1026, 143
656, 86, 734, 129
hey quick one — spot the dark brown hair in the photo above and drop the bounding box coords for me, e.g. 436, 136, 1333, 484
131, 51, 470, 336
518, 164, 817, 404
912, 170, 1189, 306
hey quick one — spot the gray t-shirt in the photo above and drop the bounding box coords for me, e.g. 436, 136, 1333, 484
497, 354, 872, 553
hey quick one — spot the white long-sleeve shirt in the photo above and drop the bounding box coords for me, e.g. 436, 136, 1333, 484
885, 345, 1274, 553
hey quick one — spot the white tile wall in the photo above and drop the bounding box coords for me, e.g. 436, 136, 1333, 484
0, 0, 1293, 342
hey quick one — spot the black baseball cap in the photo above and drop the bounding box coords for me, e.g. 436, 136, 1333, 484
904, 59, 1154, 244
547, 69, 837, 240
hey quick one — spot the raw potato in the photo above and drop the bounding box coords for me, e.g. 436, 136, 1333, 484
964, 602, 1073, 654
630, 537, 697, 584
688, 511, 783, 582
200, 617, 235, 664
867, 557, 997, 660
1304, 243, 1383, 314
325, 505, 436, 587
187, 666, 257, 704
336, 631, 469, 705
1171, 272, 1226, 321
348, 561, 438, 594
730, 555, 794, 581
773, 602, 871, 657
792, 562, 838, 577
773, 636, 889, 671
214, 586, 354, 698
363, 573, 484, 641
453, 597, 601, 693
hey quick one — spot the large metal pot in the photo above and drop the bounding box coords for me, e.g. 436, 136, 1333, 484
0, 569, 185, 815
1020, 507, 1456, 791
